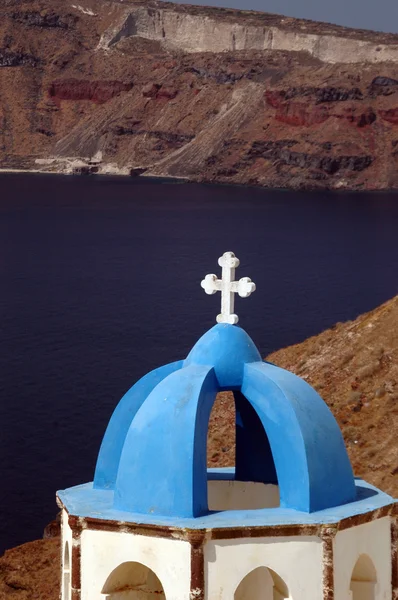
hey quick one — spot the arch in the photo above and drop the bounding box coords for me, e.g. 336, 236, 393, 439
101, 562, 166, 600
241, 362, 356, 512
114, 365, 218, 516
234, 566, 289, 600
206, 389, 278, 480
350, 554, 377, 600
207, 389, 279, 511
94, 361, 183, 490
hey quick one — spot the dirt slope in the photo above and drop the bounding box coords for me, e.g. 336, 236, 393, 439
267, 294, 398, 496
2, 0, 398, 189
0, 539, 59, 600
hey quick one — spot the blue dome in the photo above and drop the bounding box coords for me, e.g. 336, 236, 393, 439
184, 324, 261, 388
93, 324, 356, 518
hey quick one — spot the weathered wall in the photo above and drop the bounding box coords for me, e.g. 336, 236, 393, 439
80, 529, 191, 600
61, 510, 72, 600
333, 516, 392, 600
207, 481, 280, 511
204, 535, 323, 599
102, 6, 398, 64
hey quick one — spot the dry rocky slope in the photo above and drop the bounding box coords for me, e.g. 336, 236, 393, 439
0, 538, 60, 600
0, 296, 397, 598
3, 0, 398, 189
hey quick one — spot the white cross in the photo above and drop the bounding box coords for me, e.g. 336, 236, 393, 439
201, 251, 256, 324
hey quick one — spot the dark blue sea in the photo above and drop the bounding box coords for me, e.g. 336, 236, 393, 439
0, 173, 397, 553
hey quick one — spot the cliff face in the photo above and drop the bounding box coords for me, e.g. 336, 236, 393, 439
102, 4, 398, 63
2, 0, 398, 189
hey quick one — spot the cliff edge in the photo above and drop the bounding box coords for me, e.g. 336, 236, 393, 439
2, 0, 398, 189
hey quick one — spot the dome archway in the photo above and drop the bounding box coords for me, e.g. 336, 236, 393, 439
105, 324, 356, 516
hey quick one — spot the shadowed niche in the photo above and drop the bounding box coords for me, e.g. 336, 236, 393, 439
234, 566, 289, 600
101, 562, 166, 600
350, 554, 377, 600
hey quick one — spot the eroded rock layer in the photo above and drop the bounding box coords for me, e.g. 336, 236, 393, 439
2, 0, 398, 189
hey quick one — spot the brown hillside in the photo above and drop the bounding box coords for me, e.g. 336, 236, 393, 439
0, 538, 59, 600
2, 0, 398, 188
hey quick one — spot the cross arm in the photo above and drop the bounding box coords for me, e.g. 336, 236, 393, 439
230, 277, 256, 298
201, 274, 222, 295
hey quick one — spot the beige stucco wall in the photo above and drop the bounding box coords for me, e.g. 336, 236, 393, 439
333, 516, 392, 600
79, 529, 191, 600
208, 480, 280, 510
60, 509, 393, 600
205, 535, 323, 599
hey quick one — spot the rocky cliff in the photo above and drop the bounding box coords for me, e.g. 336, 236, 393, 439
0, 538, 59, 600
2, 0, 398, 189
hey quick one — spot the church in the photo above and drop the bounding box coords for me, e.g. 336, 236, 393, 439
57, 252, 397, 600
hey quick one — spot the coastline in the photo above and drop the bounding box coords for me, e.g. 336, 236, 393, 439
0, 164, 397, 193
0, 165, 190, 184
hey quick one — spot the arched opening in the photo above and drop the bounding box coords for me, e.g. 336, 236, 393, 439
207, 392, 236, 468
350, 554, 377, 600
63, 542, 71, 600
101, 562, 166, 600
207, 391, 279, 511
234, 567, 289, 600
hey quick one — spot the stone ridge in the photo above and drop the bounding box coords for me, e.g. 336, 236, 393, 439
127, 0, 398, 45
101, 4, 398, 64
